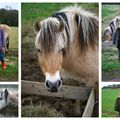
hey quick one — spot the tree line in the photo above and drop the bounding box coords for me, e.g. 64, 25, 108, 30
103, 84, 120, 89
0, 8, 18, 27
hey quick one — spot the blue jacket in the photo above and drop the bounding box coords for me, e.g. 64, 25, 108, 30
0, 29, 5, 50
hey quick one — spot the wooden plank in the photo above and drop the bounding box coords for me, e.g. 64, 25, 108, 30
22, 80, 91, 101
82, 88, 94, 117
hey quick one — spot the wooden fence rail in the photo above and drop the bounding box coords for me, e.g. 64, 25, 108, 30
22, 80, 91, 101
22, 80, 95, 117
82, 89, 94, 117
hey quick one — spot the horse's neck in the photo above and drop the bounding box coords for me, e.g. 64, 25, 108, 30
62, 40, 98, 83
62, 40, 85, 70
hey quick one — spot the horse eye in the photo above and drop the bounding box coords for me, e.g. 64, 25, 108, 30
58, 48, 64, 54
37, 49, 42, 53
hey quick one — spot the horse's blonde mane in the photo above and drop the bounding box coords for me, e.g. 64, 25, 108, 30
35, 17, 64, 52
59, 6, 98, 52
35, 6, 98, 53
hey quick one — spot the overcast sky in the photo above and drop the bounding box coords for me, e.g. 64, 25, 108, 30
101, 82, 120, 88
0, 3, 19, 10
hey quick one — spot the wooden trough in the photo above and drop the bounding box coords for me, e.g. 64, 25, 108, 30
22, 80, 95, 117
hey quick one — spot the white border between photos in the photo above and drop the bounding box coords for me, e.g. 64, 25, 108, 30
0, 0, 21, 119
0, 0, 120, 120
99, 1, 101, 118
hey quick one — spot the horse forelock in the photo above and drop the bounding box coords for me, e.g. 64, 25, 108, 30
36, 18, 61, 52
35, 6, 98, 54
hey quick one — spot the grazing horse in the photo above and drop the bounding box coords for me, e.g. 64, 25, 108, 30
0, 24, 11, 53
103, 16, 120, 41
33, 6, 99, 92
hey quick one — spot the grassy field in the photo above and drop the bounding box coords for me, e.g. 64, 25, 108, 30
0, 27, 18, 81
22, 3, 98, 25
102, 4, 120, 31
102, 49, 120, 72
102, 4, 120, 81
21, 3, 98, 38
102, 88, 120, 117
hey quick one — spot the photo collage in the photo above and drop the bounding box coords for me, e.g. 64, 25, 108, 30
0, 1, 120, 119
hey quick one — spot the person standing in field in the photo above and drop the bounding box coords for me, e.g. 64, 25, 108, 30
4, 89, 9, 103
0, 25, 6, 69
114, 95, 120, 117
113, 27, 120, 62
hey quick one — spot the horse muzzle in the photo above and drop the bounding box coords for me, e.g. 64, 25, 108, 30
45, 80, 62, 92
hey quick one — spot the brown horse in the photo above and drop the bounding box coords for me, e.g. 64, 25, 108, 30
33, 6, 99, 92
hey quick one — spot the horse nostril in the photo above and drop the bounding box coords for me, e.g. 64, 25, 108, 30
45, 80, 62, 91
56, 80, 62, 88
45, 81, 52, 89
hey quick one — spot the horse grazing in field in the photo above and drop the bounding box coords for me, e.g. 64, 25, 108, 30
33, 6, 99, 92
0, 24, 11, 53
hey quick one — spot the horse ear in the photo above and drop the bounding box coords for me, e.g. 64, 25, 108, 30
59, 21, 64, 32
33, 20, 41, 34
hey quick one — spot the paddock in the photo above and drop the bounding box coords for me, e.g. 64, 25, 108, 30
21, 3, 99, 117
22, 80, 97, 117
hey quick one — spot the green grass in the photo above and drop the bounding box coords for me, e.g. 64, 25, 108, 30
22, 3, 98, 29
102, 49, 120, 72
102, 5, 120, 18
102, 4, 120, 31
102, 88, 120, 117
0, 27, 18, 81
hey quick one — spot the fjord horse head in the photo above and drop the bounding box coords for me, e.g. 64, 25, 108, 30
33, 6, 98, 92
